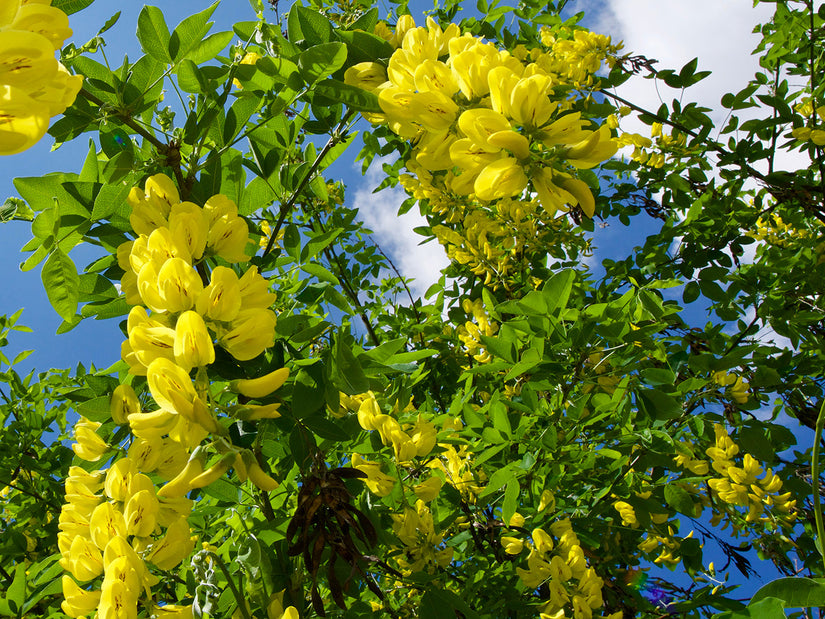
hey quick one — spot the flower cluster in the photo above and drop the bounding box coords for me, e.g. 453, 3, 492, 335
59, 444, 195, 618
391, 499, 454, 573
0, 0, 81, 154
355, 391, 437, 463
456, 298, 498, 364
60, 174, 289, 617
791, 98, 825, 145
509, 519, 617, 619
703, 425, 796, 529
347, 17, 619, 287
612, 120, 688, 169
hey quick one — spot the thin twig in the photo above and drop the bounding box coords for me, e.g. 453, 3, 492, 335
264, 109, 355, 257
78, 88, 167, 151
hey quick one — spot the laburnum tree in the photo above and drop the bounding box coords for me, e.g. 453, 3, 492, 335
2, 0, 825, 617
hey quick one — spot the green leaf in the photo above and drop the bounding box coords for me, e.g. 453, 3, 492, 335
185, 30, 234, 64
41, 249, 79, 322
301, 227, 342, 262
176, 59, 208, 93
334, 29, 393, 64
292, 364, 326, 418
169, 1, 218, 61
78, 140, 99, 182
298, 42, 347, 85
5, 563, 26, 615
137, 6, 172, 64
542, 269, 575, 315
502, 479, 519, 525
300, 262, 339, 285
420, 587, 480, 619
313, 79, 381, 113
683, 281, 700, 304
288, 5, 333, 45
332, 334, 369, 395
52, 0, 95, 15
637, 388, 682, 421
750, 577, 825, 608
664, 484, 695, 515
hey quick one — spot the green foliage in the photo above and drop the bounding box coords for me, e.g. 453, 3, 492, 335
3, 0, 825, 618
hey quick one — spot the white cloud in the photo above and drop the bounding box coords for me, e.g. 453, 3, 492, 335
351, 157, 449, 298
594, 1, 772, 128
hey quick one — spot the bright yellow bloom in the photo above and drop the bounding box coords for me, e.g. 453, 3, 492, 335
197, 265, 242, 322
146, 357, 198, 419
155, 257, 203, 313
344, 62, 387, 91
147, 517, 195, 570
61, 576, 101, 617
413, 476, 442, 502
104, 457, 137, 502
0, 30, 58, 91
72, 417, 108, 462
153, 605, 194, 619
124, 489, 159, 537
89, 501, 127, 550
174, 310, 215, 370
169, 202, 208, 260
474, 157, 528, 201
0, 84, 49, 155
220, 307, 277, 361
110, 384, 140, 425
231, 367, 290, 399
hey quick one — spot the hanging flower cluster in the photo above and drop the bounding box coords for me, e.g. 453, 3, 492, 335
0, 0, 81, 154
60, 174, 290, 617
510, 519, 618, 619
348, 17, 620, 286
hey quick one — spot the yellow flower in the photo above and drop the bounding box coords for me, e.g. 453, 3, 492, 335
174, 310, 215, 370
104, 457, 137, 502
0, 30, 58, 91
110, 384, 140, 425
344, 62, 387, 91
0, 84, 49, 155
61, 534, 104, 581
124, 489, 159, 537
197, 265, 242, 322
237, 265, 277, 309
146, 357, 198, 419
156, 257, 204, 313
61, 575, 101, 618
148, 517, 195, 570
508, 74, 556, 128
169, 202, 208, 260
413, 476, 443, 502
89, 502, 127, 550
10, 3, 74, 49
220, 307, 277, 361
72, 417, 109, 462
474, 157, 528, 201
230, 367, 290, 399
153, 605, 194, 619
500, 536, 524, 555
127, 436, 163, 471
99, 578, 138, 619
